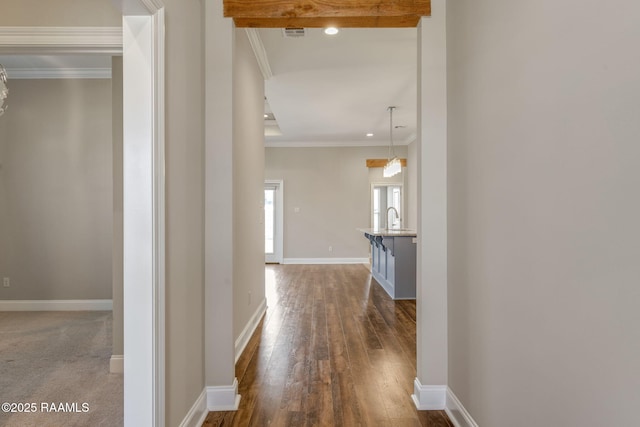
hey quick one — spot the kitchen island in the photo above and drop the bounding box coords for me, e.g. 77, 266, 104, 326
358, 228, 417, 300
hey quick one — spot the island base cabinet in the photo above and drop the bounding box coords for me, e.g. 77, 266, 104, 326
365, 233, 416, 300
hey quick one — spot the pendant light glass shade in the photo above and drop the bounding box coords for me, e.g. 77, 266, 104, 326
383, 157, 402, 177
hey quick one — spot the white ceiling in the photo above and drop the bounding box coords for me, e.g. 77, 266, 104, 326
0, 27, 418, 147
260, 27, 417, 146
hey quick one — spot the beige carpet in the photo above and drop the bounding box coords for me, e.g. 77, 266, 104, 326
0, 311, 123, 427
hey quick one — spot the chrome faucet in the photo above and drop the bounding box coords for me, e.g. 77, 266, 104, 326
386, 207, 400, 229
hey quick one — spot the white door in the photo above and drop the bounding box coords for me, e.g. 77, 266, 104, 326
264, 180, 283, 263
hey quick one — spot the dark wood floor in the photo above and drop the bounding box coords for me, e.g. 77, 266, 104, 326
203, 264, 453, 427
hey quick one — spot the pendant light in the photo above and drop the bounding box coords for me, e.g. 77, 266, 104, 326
383, 106, 401, 178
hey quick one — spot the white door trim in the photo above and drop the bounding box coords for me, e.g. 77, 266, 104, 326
119, 1, 166, 426
265, 180, 284, 263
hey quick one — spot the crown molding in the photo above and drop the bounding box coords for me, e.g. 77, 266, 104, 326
0, 27, 122, 54
245, 28, 273, 80
6, 68, 112, 79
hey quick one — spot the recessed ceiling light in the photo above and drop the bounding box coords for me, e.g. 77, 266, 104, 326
324, 27, 339, 36
366, 133, 374, 137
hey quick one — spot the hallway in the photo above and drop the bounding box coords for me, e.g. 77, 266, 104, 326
204, 264, 452, 426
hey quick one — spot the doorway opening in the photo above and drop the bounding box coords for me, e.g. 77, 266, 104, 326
0, 6, 165, 425
264, 180, 284, 264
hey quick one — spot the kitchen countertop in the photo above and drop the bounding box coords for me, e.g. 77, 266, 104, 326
357, 228, 417, 237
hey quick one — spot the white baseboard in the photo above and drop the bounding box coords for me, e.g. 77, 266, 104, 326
178, 388, 208, 427
206, 378, 241, 411
411, 378, 447, 410
0, 299, 113, 311
235, 298, 267, 363
446, 387, 479, 427
110, 355, 124, 374
283, 258, 369, 265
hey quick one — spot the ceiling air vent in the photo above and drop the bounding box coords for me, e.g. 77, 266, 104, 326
282, 28, 306, 38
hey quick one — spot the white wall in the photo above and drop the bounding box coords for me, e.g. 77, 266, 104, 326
407, 139, 418, 230
204, 0, 236, 392
0, 79, 113, 300
162, 0, 206, 424
112, 56, 123, 356
447, 0, 640, 425
0, 0, 120, 26
233, 29, 267, 342
415, 2, 448, 400
265, 145, 409, 261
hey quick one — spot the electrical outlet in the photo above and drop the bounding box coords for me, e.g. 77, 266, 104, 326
328, 246, 333, 252
3, 277, 9, 288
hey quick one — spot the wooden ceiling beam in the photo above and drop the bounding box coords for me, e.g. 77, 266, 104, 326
224, 0, 431, 28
